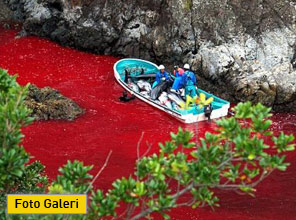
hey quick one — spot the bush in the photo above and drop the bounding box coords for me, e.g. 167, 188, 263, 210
0, 69, 48, 218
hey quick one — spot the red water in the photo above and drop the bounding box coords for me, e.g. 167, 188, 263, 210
1, 26, 296, 220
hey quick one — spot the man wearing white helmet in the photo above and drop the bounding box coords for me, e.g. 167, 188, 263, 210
152, 64, 169, 88
182, 63, 197, 98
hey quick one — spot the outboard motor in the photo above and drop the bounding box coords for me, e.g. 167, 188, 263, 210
204, 104, 213, 121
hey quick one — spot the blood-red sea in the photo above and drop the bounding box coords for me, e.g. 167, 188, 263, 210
1, 26, 296, 220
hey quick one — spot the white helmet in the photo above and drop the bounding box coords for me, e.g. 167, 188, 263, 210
158, 64, 165, 70
183, 63, 190, 69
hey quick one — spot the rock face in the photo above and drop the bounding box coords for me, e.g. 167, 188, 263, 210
4, 0, 296, 111
25, 84, 84, 121
0, 0, 13, 21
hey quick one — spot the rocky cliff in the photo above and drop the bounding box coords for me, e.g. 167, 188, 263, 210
4, 0, 296, 111
0, 0, 13, 21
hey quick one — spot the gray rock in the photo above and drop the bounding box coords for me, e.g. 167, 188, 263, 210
0, 0, 13, 21
231, 60, 277, 107
3, 0, 296, 111
272, 62, 296, 104
200, 45, 235, 80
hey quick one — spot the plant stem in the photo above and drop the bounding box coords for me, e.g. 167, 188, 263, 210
85, 150, 112, 193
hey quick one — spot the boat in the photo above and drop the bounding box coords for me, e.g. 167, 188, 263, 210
113, 58, 230, 123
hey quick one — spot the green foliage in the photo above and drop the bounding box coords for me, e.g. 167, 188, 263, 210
0, 69, 18, 92
0, 68, 48, 218
49, 160, 93, 194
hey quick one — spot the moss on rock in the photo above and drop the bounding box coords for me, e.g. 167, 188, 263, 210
24, 84, 84, 121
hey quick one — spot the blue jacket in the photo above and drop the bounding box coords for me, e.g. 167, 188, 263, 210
155, 71, 169, 84
182, 70, 197, 86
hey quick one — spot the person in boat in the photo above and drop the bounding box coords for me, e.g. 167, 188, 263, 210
173, 65, 185, 77
182, 63, 198, 98
152, 64, 169, 88
171, 65, 185, 93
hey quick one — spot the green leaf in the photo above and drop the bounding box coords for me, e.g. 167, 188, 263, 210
161, 212, 171, 219
286, 145, 295, 151
11, 169, 23, 177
